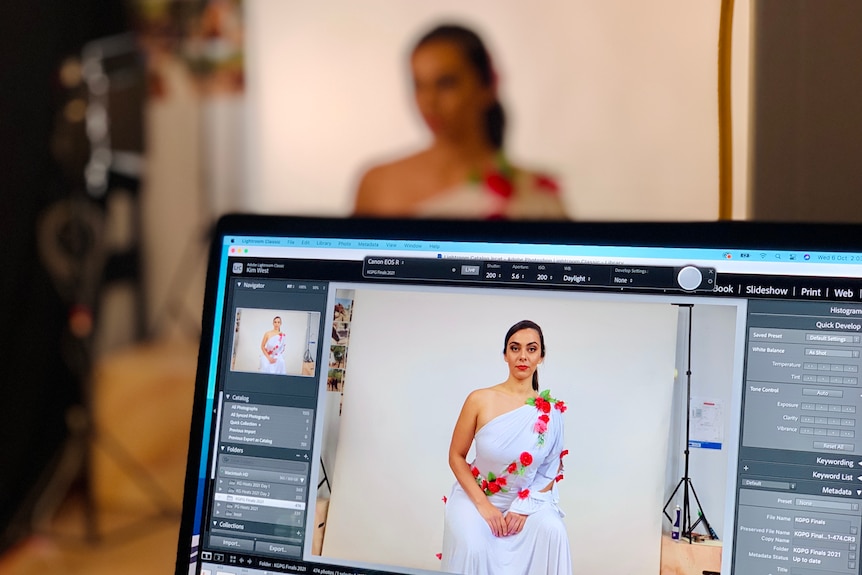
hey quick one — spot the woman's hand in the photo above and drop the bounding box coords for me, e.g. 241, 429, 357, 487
476, 500, 507, 537
267, 353, 276, 364
503, 511, 527, 535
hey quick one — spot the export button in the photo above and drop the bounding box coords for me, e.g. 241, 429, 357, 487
254, 541, 301, 557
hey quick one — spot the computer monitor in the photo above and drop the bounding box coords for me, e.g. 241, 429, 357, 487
176, 216, 862, 575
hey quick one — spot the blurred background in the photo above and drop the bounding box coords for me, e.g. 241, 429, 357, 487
0, 0, 860, 573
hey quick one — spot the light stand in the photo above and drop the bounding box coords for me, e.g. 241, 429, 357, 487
32, 196, 181, 546
663, 304, 715, 542
23, 34, 181, 545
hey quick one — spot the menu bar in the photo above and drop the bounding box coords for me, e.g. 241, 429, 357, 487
224, 236, 862, 267
714, 275, 862, 302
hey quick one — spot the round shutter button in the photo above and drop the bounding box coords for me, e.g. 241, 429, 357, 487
677, 266, 703, 291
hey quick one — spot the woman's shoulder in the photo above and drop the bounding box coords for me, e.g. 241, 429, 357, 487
463, 387, 496, 404
353, 150, 434, 216
360, 151, 425, 182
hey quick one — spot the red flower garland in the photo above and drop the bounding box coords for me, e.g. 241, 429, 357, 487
474, 451, 533, 496
526, 390, 565, 445
469, 392, 568, 497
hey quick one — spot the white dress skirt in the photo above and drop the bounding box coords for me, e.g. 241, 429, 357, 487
441, 401, 572, 575
259, 332, 287, 375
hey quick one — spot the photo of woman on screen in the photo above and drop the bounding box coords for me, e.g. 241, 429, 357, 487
353, 24, 568, 220
441, 319, 571, 574
259, 316, 287, 374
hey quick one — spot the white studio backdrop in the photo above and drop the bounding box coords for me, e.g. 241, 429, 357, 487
318, 288, 678, 573
245, 0, 752, 220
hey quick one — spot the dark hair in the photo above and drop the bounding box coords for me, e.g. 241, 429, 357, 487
414, 24, 505, 150
503, 320, 546, 392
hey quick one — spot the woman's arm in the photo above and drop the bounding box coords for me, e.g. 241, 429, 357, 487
448, 391, 508, 537
353, 167, 383, 216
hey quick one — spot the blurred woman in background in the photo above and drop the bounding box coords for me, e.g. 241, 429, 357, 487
353, 24, 568, 220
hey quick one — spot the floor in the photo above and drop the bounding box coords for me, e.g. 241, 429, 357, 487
0, 339, 199, 575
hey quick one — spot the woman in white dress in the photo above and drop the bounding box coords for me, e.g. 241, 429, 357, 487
259, 316, 287, 375
442, 320, 572, 574
353, 24, 568, 220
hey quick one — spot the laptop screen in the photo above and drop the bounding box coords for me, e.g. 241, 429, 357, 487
176, 216, 862, 575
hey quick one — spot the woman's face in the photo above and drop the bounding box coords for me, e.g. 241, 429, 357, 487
411, 40, 493, 144
273, 317, 282, 330
504, 328, 544, 382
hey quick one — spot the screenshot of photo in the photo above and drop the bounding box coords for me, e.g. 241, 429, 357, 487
308, 284, 744, 574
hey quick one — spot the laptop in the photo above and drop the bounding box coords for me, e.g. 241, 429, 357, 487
176, 215, 862, 575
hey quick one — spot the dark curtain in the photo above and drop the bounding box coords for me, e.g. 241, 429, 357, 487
0, 0, 129, 551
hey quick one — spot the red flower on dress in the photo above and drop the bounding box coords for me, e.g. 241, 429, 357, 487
534, 397, 552, 414
485, 172, 514, 199
526, 391, 566, 446
560, 449, 569, 459
471, 466, 480, 478
555, 474, 564, 483
481, 479, 488, 490
507, 462, 518, 474
436, 553, 442, 560
488, 481, 501, 494
497, 476, 507, 486
442, 496, 447, 503
534, 174, 560, 195
518, 489, 530, 500
520, 452, 533, 467
533, 419, 548, 434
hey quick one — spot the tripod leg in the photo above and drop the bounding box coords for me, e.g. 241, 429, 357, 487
688, 480, 716, 538
663, 477, 686, 523
94, 429, 181, 516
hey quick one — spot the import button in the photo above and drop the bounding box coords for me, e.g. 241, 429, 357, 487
209, 535, 254, 551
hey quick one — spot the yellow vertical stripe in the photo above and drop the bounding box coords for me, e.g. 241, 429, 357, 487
718, 0, 735, 220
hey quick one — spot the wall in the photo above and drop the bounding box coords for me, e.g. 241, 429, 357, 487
750, 0, 862, 221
